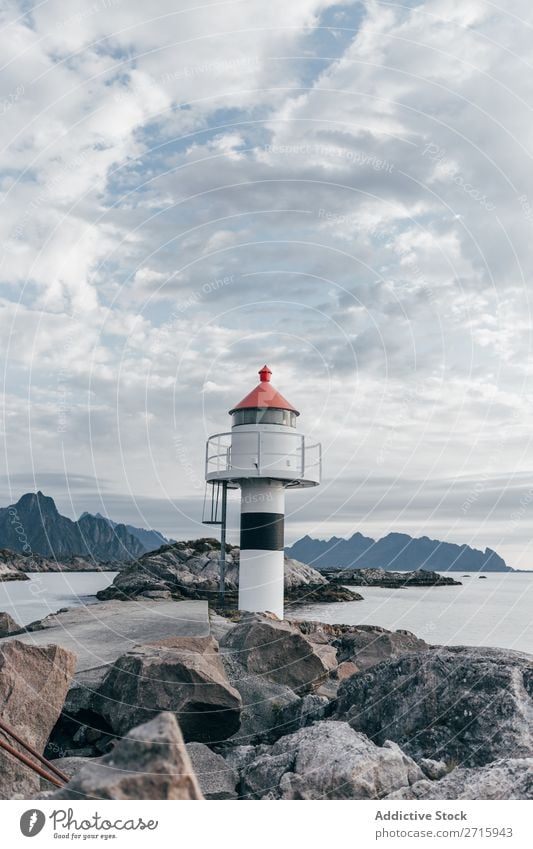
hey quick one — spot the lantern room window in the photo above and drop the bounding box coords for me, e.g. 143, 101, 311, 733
232, 408, 297, 427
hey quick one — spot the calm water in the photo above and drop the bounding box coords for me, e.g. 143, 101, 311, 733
2, 571, 533, 655
294, 572, 533, 655
0, 571, 118, 626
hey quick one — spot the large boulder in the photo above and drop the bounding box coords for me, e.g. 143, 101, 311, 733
220, 652, 302, 745
240, 721, 424, 799
295, 620, 429, 672
335, 646, 533, 767
220, 614, 336, 695
0, 611, 23, 636
96, 636, 241, 744
388, 758, 533, 800
44, 713, 204, 800
219, 650, 330, 746
0, 640, 77, 798
186, 742, 238, 799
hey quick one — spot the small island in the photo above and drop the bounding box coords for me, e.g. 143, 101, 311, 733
322, 567, 462, 588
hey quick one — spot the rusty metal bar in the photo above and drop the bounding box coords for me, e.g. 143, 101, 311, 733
0, 735, 64, 788
0, 717, 69, 782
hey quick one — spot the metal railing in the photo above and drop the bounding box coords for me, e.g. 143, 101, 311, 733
205, 431, 321, 481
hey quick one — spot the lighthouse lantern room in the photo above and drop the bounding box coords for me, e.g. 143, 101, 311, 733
204, 365, 321, 618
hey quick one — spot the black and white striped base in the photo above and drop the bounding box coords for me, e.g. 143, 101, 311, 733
239, 479, 285, 618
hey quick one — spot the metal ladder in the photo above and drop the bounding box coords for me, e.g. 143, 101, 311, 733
202, 480, 228, 607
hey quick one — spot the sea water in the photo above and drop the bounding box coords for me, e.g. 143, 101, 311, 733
293, 571, 533, 655
0, 571, 118, 626
1, 570, 532, 655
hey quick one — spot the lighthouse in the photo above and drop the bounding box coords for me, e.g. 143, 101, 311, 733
205, 365, 321, 618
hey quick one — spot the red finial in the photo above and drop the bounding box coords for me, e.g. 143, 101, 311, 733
259, 364, 272, 382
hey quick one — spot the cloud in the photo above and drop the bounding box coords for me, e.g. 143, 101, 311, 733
1, 1, 533, 567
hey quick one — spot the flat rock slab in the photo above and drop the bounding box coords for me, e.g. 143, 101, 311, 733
0, 600, 209, 672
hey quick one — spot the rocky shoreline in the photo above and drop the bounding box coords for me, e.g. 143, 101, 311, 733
323, 567, 462, 588
0, 593, 531, 801
95, 539, 363, 606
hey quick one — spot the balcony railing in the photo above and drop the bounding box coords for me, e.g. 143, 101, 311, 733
205, 431, 321, 484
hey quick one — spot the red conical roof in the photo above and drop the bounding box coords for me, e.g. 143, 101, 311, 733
229, 365, 300, 415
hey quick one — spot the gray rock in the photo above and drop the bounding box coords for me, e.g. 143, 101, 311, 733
44, 713, 204, 800
275, 694, 330, 737
337, 626, 429, 670
324, 567, 461, 587
0, 611, 23, 636
220, 614, 334, 695
241, 721, 424, 799
220, 653, 301, 745
96, 636, 242, 743
40, 756, 98, 793
186, 742, 237, 799
0, 640, 77, 799
0, 557, 29, 582
222, 744, 258, 778
335, 646, 533, 767
419, 758, 449, 780
388, 758, 533, 800
293, 620, 429, 671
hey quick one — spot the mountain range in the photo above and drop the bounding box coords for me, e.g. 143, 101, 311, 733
0, 492, 172, 561
285, 532, 512, 572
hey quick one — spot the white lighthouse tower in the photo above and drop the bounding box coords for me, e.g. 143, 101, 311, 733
205, 365, 321, 619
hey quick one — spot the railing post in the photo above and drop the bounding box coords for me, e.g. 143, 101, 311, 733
219, 481, 228, 608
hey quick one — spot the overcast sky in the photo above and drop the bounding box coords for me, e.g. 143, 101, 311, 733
1, 0, 533, 568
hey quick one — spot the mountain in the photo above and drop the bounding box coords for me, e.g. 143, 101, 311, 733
0, 492, 146, 561
286, 532, 512, 572
80, 512, 173, 552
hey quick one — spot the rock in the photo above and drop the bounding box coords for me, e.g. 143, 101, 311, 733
220, 614, 333, 695
388, 758, 533, 800
222, 744, 258, 778
220, 653, 301, 745
241, 721, 424, 799
44, 713, 204, 799
141, 590, 172, 599
0, 640, 77, 798
285, 583, 363, 605
336, 661, 358, 680
323, 567, 461, 587
97, 539, 350, 606
186, 742, 238, 799
337, 627, 429, 671
274, 693, 330, 736
40, 756, 97, 793
335, 646, 533, 767
0, 547, 110, 575
96, 636, 241, 744
0, 556, 29, 581
0, 611, 23, 636
419, 758, 449, 780
294, 620, 429, 671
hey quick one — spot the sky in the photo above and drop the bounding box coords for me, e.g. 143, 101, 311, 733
1, 0, 533, 568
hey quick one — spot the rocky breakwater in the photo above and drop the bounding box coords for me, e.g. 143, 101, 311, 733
323, 567, 462, 588
97, 538, 362, 606
1, 603, 531, 800
0, 547, 118, 575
